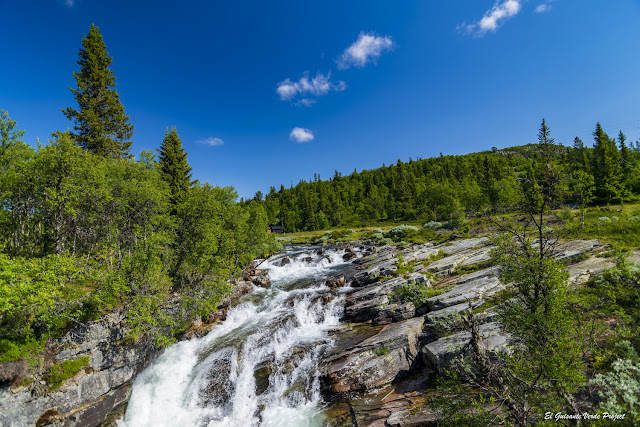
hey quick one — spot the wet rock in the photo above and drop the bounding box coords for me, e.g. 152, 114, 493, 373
322, 317, 424, 393
302, 256, 313, 263
252, 271, 271, 288
326, 274, 346, 289
254, 365, 270, 395
343, 252, 357, 262
272, 256, 291, 267
201, 348, 236, 406
246, 258, 265, 270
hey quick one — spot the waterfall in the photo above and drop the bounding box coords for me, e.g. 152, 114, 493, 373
118, 246, 355, 427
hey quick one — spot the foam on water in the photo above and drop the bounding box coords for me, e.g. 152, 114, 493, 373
119, 246, 354, 427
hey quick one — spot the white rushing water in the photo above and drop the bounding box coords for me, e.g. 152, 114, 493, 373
119, 246, 354, 427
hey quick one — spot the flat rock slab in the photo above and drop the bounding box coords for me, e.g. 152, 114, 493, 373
323, 317, 425, 393
425, 246, 493, 274
426, 276, 502, 311
324, 366, 437, 427
421, 322, 510, 372
553, 239, 604, 262
565, 256, 615, 287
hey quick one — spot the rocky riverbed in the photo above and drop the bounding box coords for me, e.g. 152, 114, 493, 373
1, 238, 637, 427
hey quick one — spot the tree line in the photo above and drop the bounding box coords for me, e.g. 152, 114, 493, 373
258, 125, 640, 232
0, 25, 277, 349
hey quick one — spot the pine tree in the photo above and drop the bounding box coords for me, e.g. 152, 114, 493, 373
157, 127, 193, 209
63, 24, 134, 158
592, 123, 624, 203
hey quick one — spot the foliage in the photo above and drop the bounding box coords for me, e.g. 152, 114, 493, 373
432, 120, 587, 426
391, 282, 446, 308
45, 355, 90, 390
591, 341, 640, 425
62, 24, 134, 158
0, 337, 46, 368
257, 118, 640, 232
0, 113, 277, 351
375, 347, 389, 356
157, 127, 193, 210
425, 372, 500, 426
559, 207, 640, 250
423, 221, 442, 230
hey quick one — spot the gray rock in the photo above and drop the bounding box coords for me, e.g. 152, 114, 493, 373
322, 317, 424, 393
426, 276, 502, 311
565, 256, 615, 287
251, 271, 271, 288
0, 315, 162, 427
421, 322, 510, 372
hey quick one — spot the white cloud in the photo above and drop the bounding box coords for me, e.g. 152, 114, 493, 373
460, 0, 522, 36
276, 71, 346, 104
289, 127, 314, 143
535, 4, 552, 13
337, 32, 394, 70
295, 98, 317, 107
197, 137, 224, 147
64, 0, 75, 6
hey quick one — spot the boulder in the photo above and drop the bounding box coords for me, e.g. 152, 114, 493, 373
343, 252, 357, 262
326, 274, 346, 289
421, 322, 510, 372
272, 256, 291, 267
252, 271, 271, 288
426, 276, 502, 312
322, 317, 424, 393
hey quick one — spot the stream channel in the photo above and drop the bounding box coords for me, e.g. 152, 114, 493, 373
119, 245, 360, 427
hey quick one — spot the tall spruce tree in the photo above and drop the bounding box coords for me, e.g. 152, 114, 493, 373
63, 24, 134, 158
157, 127, 193, 209
592, 123, 624, 203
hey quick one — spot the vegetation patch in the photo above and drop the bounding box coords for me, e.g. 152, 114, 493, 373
0, 337, 46, 368
391, 282, 452, 308
375, 347, 389, 356
45, 355, 91, 391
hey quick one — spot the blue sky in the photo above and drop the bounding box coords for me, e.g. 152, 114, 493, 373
1, 1, 639, 198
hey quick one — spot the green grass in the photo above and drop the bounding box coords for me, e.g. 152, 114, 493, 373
45, 355, 91, 390
558, 205, 640, 250
375, 347, 389, 356
0, 337, 46, 368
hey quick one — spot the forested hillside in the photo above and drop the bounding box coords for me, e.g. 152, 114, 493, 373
260, 127, 640, 232
0, 24, 279, 360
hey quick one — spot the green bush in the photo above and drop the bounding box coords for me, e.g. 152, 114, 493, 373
423, 221, 443, 230
392, 282, 447, 308
45, 355, 91, 390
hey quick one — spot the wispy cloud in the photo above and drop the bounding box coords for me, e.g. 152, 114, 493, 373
276, 71, 346, 105
535, 4, 552, 13
64, 0, 75, 6
290, 127, 314, 143
460, 0, 522, 36
197, 137, 224, 147
337, 32, 394, 70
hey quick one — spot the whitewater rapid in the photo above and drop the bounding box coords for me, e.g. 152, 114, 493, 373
118, 246, 355, 427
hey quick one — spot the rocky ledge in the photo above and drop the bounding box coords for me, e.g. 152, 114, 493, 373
319, 237, 625, 426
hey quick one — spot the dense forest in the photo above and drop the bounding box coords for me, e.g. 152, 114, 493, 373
0, 25, 278, 357
259, 128, 640, 232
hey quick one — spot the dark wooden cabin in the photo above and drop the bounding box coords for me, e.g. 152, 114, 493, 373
268, 224, 284, 234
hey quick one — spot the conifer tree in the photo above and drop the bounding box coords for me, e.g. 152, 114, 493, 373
63, 24, 134, 158
592, 123, 624, 203
157, 127, 193, 209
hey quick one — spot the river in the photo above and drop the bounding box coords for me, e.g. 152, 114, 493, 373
118, 245, 357, 427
